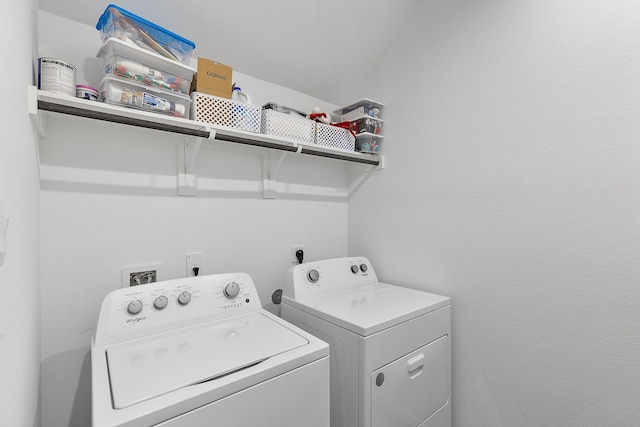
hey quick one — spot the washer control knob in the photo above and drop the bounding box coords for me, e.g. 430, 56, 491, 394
223, 282, 240, 299
154, 295, 168, 310
308, 269, 320, 283
350, 265, 359, 274
127, 299, 143, 315
177, 291, 191, 305
360, 264, 368, 273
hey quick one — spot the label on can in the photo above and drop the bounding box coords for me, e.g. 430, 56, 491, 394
38, 58, 76, 96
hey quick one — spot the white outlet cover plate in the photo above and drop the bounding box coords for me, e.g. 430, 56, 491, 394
186, 252, 203, 276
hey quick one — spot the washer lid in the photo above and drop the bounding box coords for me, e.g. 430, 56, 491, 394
106, 312, 308, 409
285, 282, 450, 336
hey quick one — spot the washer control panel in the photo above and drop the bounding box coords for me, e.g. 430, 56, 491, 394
285, 256, 379, 300
94, 273, 261, 346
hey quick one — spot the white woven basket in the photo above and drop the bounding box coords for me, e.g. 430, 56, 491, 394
190, 92, 261, 132
261, 109, 315, 144
315, 123, 355, 151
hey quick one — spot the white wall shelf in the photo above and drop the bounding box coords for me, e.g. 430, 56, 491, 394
29, 86, 383, 198
30, 87, 381, 166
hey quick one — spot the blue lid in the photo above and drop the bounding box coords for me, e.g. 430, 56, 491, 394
96, 4, 196, 49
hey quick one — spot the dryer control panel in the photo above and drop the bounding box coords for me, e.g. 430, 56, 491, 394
94, 273, 262, 346
284, 256, 379, 300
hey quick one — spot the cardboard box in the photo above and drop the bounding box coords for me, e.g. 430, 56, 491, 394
190, 57, 233, 99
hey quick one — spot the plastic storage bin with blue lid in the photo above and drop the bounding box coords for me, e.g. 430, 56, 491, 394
96, 4, 196, 64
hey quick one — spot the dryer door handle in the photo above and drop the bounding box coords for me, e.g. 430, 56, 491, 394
407, 353, 425, 379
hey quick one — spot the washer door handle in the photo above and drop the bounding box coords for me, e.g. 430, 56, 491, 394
407, 353, 425, 379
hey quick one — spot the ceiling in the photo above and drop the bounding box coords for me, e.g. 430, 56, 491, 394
38, 0, 420, 102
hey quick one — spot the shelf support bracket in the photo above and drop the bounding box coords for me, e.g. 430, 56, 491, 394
178, 128, 216, 196
28, 85, 44, 138
347, 155, 385, 199
262, 150, 290, 199
27, 85, 43, 174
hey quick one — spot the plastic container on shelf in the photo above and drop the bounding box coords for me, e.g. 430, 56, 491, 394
315, 123, 355, 151
99, 74, 191, 118
76, 85, 99, 101
230, 87, 256, 130
96, 4, 195, 64
334, 98, 384, 122
349, 116, 383, 135
261, 108, 316, 144
355, 133, 384, 154
191, 92, 261, 133
231, 86, 251, 104
97, 37, 195, 94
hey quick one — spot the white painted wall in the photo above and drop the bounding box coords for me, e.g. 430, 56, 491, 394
348, 0, 640, 426
36, 2, 640, 426
38, 12, 349, 427
0, 0, 41, 426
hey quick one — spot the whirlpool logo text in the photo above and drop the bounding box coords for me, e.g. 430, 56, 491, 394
126, 316, 146, 324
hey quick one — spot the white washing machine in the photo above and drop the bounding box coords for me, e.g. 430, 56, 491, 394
281, 256, 451, 427
92, 273, 329, 427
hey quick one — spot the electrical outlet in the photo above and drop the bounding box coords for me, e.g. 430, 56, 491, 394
291, 244, 305, 265
122, 264, 161, 287
186, 252, 203, 277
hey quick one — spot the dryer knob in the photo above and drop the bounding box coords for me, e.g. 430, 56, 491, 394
154, 295, 168, 310
127, 299, 143, 315
223, 282, 240, 299
307, 269, 320, 283
177, 291, 191, 305
359, 263, 368, 273
350, 265, 359, 274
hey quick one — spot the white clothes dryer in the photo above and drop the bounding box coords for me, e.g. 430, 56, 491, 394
92, 273, 329, 427
281, 256, 451, 427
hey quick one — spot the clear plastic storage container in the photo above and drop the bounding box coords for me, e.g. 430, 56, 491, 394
334, 98, 383, 122
99, 74, 191, 118
349, 116, 383, 135
97, 37, 195, 94
96, 4, 195, 64
355, 133, 384, 154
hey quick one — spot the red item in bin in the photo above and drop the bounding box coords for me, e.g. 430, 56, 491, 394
331, 121, 357, 139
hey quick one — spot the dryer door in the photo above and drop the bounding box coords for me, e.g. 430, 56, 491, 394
371, 335, 449, 427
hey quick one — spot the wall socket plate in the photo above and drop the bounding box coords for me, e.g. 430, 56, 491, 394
122, 263, 161, 287
291, 244, 305, 264
186, 252, 203, 277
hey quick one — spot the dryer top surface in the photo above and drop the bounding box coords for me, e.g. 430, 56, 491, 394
284, 282, 450, 336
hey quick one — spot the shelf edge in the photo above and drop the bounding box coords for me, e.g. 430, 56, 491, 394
38, 100, 211, 138
36, 87, 381, 166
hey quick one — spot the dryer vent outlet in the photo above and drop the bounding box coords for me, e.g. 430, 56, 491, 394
272, 289, 283, 305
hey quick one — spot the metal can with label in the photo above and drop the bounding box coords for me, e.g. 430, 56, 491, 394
37, 57, 76, 96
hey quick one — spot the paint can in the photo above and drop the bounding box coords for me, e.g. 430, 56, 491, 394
37, 57, 76, 96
